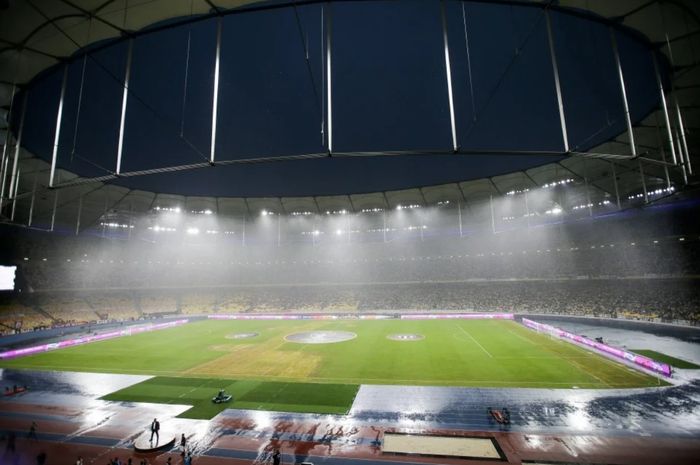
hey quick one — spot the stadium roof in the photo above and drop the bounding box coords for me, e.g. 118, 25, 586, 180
0, 0, 698, 228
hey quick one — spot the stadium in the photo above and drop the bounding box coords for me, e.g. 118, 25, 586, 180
0, 0, 699, 464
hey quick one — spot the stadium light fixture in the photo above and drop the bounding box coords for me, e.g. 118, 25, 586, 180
261, 210, 268, 216
186, 227, 200, 235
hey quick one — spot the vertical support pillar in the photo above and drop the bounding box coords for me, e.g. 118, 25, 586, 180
382, 211, 387, 243
652, 52, 677, 165
610, 162, 621, 209
675, 100, 692, 175
0, 156, 8, 208
50, 190, 59, 231
28, 172, 38, 227
610, 28, 636, 157
489, 195, 496, 234
524, 191, 531, 227
325, 4, 333, 154
675, 126, 688, 184
277, 214, 281, 247
440, 0, 458, 152
210, 16, 222, 164
0, 84, 16, 201
583, 159, 592, 217
457, 200, 463, 237
101, 196, 108, 237
653, 112, 672, 188
128, 202, 133, 241
545, 10, 569, 152
75, 194, 83, 236
8, 93, 27, 200
116, 39, 134, 175
638, 160, 648, 203
10, 169, 19, 221
50, 65, 69, 188
242, 214, 246, 247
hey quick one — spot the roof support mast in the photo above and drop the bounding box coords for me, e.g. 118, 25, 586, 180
325, 3, 333, 154
440, 0, 458, 152
116, 38, 134, 175
545, 9, 569, 153
210, 16, 222, 164
609, 28, 636, 159
651, 52, 677, 165
611, 27, 646, 203
49, 65, 69, 188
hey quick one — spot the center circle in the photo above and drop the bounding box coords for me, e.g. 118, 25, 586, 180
226, 332, 259, 340
284, 331, 357, 344
387, 333, 425, 341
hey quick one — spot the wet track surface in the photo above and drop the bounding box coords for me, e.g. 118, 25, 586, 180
3, 368, 699, 439
0, 368, 699, 464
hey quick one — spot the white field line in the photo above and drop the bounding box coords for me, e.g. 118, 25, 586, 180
13, 363, 625, 387
504, 325, 540, 346
457, 325, 493, 358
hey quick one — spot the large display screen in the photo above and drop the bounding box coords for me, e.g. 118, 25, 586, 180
0, 266, 17, 291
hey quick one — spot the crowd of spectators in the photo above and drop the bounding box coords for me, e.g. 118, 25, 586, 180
1, 278, 698, 334
2, 202, 699, 332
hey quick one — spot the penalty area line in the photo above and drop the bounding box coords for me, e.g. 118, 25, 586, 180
458, 325, 493, 358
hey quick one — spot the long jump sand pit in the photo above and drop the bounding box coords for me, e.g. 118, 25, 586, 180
382, 433, 504, 460
284, 331, 357, 344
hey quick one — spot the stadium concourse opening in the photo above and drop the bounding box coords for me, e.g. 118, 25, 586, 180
0, 0, 699, 465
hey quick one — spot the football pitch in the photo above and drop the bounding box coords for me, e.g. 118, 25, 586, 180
0, 319, 664, 417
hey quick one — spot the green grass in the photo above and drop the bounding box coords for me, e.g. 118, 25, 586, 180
631, 349, 700, 369
101, 376, 358, 418
0, 319, 666, 415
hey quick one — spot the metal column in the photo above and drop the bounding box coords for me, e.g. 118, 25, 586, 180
440, 0, 458, 152
50, 190, 59, 231
675, 126, 688, 184
325, 4, 333, 153
610, 28, 636, 157
210, 17, 222, 164
652, 52, 677, 165
675, 100, 692, 175
0, 84, 16, 203
457, 200, 463, 237
75, 195, 83, 235
489, 195, 496, 234
545, 10, 569, 152
28, 172, 38, 226
638, 160, 648, 203
653, 112, 671, 188
10, 169, 19, 221
610, 161, 621, 209
116, 39, 134, 175
382, 211, 387, 243
277, 214, 281, 247
524, 191, 531, 227
583, 176, 592, 216
8, 93, 27, 200
0, 156, 8, 209
50, 65, 69, 188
